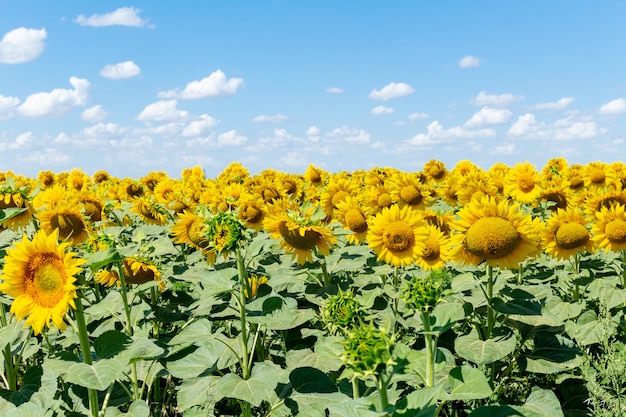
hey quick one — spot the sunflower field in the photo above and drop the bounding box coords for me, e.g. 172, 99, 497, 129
0, 158, 625, 416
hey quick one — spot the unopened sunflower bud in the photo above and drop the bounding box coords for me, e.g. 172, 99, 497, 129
402, 270, 447, 313
341, 323, 395, 379
320, 290, 364, 334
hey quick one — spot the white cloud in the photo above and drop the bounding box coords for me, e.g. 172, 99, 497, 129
508, 112, 605, 140
369, 82, 415, 101
464, 107, 512, 128
158, 69, 244, 99
328, 126, 370, 144
599, 98, 626, 115
252, 113, 288, 123
458, 55, 484, 68
0, 131, 35, 151
217, 130, 247, 146
473, 90, 524, 107
306, 126, 320, 136
406, 120, 496, 147
326, 87, 344, 94
408, 112, 429, 121
370, 105, 395, 115
100, 61, 141, 79
0, 95, 20, 119
81, 105, 107, 123
74, 7, 151, 28
534, 97, 575, 110
489, 142, 517, 156
17, 77, 90, 118
0, 27, 47, 64
181, 114, 219, 136
17, 148, 71, 165
136, 100, 189, 122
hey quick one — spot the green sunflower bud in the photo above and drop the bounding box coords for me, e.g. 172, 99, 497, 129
402, 269, 448, 313
320, 290, 364, 334
341, 323, 395, 379
205, 211, 244, 254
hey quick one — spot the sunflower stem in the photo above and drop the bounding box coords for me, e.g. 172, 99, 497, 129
622, 250, 626, 288
74, 294, 99, 417
150, 286, 160, 338
376, 372, 389, 412
421, 310, 435, 388
572, 252, 581, 302
352, 379, 360, 399
235, 247, 253, 417
486, 264, 496, 337
0, 301, 17, 391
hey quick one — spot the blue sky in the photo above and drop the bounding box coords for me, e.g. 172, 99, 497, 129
1, 1, 625, 179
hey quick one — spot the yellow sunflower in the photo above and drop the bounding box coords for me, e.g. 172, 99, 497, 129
303, 164, 327, 187
320, 177, 359, 218
37, 170, 56, 188
456, 169, 499, 206
94, 269, 120, 287
367, 204, 429, 267
334, 196, 371, 244
539, 176, 573, 211
0, 190, 35, 231
364, 184, 396, 214
38, 205, 90, 245
216, 162, 249, 184
237, 197, 266, 230
170, 210, 208, 250
416, 224, 452, 271
264, 203, 336, 265
132, 197, 169, 225
488, 162, 509, 194
583, 161, 618, 190
0, 229, 86, 335
389, 172, 432, 210
592, 203, 626, 252
122, 257, 163, 287
504, 162, 542, 204
422, 160, 448, 184
541, 208, 594, 260
450, 196, 539, 269
563, 164, 585, 194
541, 157, 568, 180
93, 170, 112, 184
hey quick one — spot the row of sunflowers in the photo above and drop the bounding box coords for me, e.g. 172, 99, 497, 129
0, 157, 625, 416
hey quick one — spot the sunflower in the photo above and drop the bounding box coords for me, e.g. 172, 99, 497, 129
141, 170, 168, 192
132, 198, 169, 225
94, 269, 120, 287
367, 204, 429, 267
539, 176, 573, 211
0, 229, 86, 335
450, 196, 539, 269
364, 184, 396, 214
38, 205, 90, 245
320, 177, 359, 218
264, 203, 336, 264
93, 170, 112, 184
451, 160, 479, 178
488, 162, 509, 194
170, 210, 208, 250
389, 172, 432, 210
237, 197, 266, 230
334, 196, 370, 244
216, 162, 249, 184
541, 157, 568, 180
542, 208, 594, 260
563, 164, 585, 193
0, 189, 35, 231
416, 224, 452, 270
37, 170, 56, 188
456, 169, 499, 206
583, 188, 626, 217
421, 208, 454, 236
204, 211, 244, 255
583, 161, 618, 190
423, 160, 448, 184
122, 257, 162, 287
504, 162, 542, 204
253, 179, 286, 205
592, 203, 626, 252
303, 164, 327, 187
66, 168, 92, 192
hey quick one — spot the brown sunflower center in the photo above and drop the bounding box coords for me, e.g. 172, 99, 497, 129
278, 222, 321, 250
606, 219, 626, 244
543, 191, 568, 210
555, 222, 589, 249
400, 186, 422, 206
518, 175, 535, 193
344, 208, 368, 233
429, 165, 445, 180
377, 193, 393, 209
122, 259, 156, 285
241, 205, 263, 224
127, 184, 144, 197
261, 187, 280, 203
81, 199, 102, 222
569, 175, 584, 190
50, 212, 86, 240
597, 197, 626, 212
382, 221, 415, 253
0, 194, 24, 209
331, 191, 350, 208
465, 217, 521, 259
421, 237, 441, 261
283, 179, 297, 195
26, 253, 66, 308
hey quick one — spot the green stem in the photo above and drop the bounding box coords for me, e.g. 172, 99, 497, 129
236, 247, 253, 417
0, 302, 16, 391
376, 373, 389, 412
352, 379, 360, 399
320, 255, 331, 287
150, 286, 160, 338
421, 310, 435, 388
517, 262, 523, 285
572, 253, 580, 302
74, 294, 99, 417
486, 265, 496, 337
622, 250, 626, 288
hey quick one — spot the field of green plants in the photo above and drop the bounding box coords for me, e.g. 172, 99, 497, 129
0, 158, 625, 416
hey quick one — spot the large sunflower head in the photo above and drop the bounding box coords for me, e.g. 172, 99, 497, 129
170, 210, 209, 250
367, 204, 429, 267
450, 196, 539, 269
591, 203, 626, 252
423, 160, 448, 184
415, 224, 453, 271
388, 172, 432, 210
583, 161, 618, 190
320, 177, 359, 218
504, 162, 542, 204
542, 208, 594, 260
0, 186, 35, 231
37, 204, 91, 245
539, 176, 573, 212
37, 170, 56, 188
122, 257, 162, 287
0, 229, 86, 335
132, 197, 169, 225
456, 169, 499, 206
303, 164, 327, 187
334, 195, 370, 244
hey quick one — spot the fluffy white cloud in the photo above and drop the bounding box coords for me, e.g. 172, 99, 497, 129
326, 87, 344, 94
0, 27, 47, 64
489, 142, 517, 156
465, 107, 512, 128
328, 126, 370, 144
252, 113, 288, 123
74, 7, 151, 27
81, 105, 107, 123
458, 55, 484, 68
473, 90, 524, 107
534, 97, 575, 110
181, 115, 219, 136
370, 105, 395, 115
407, 121, 496, 147
137, 100, 189, 122
369, 82, 415, 101
17, 77, 90, 118
100, 61, 141, 79
0, 95, 20, 119
306, 126, 320, 136
217, 130, 247, 146
508, 113, 604, 140
408, 112, 429, 121
599, 98, 626, 115
0, 131, 35, 152
508, 113, 536, 136
158, 70, 244, 99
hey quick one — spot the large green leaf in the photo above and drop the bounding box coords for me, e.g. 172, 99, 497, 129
469, 387, 564, 417
289, 367, 337, 393
454, 327, 516, 366
247, 294, 316, 330
443, 366, 492, 401
215, 361, 281, 407
286, 347, 343, 373
176, 375, 220, 413
392, 386, 443, 417
523, 333, 582, 374
104, 399, 150, 417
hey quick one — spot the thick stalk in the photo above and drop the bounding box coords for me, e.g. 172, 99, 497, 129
572, 253, 580, 302
352, 379, 360, 399
235, 248, 253, 417
486, 265, 496, 337
74, 294, 100, 417
421, 310, 435, 388
622, 250, 626, 288
376, 373, 389, 412
0, 302, 16, 391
